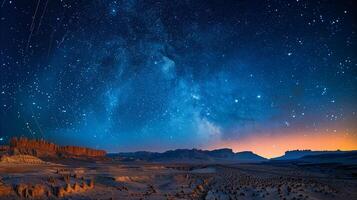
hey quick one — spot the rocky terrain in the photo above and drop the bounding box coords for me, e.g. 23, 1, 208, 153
0, 160, 356, 200
0, 138, 356, 199
0, 166, 95, 199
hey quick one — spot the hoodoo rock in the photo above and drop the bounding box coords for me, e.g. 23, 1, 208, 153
9, 137, 106, 158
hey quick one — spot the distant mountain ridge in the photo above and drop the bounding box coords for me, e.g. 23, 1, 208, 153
297, 151, 357, 164
272, 150, 357, 161
108, 148, 267, 163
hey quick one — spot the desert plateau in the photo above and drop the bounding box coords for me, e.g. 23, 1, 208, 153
0, 138, 356, 200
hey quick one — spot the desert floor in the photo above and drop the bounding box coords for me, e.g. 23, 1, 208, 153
0, 160, 356, 200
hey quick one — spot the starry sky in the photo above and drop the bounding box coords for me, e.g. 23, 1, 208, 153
1, 0, 356, 157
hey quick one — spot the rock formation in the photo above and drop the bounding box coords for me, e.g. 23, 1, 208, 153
0, 155, 47, 164
9, 137, 106, 158
0, 171, 97, 198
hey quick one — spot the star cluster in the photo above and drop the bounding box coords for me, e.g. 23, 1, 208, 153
1, 0, 356, 154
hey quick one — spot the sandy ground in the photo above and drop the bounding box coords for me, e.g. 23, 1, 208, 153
0, 160, 356, 200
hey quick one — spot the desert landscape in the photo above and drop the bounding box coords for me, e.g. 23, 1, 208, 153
0, 138, 356, 200
2, 0, 357, 199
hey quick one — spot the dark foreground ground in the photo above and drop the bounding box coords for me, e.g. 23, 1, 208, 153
0, 159, 356, 200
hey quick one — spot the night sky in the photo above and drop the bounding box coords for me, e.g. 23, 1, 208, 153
1, 0, 356, 157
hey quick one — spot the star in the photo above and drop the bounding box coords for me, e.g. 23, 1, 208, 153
0, 0, 355, 155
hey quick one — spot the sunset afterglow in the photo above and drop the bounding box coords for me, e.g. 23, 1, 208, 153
211, 131, 357, 158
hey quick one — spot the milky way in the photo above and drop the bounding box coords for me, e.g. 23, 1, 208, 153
1, 0, 356, 154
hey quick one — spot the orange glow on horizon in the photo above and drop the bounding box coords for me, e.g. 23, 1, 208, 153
210, 132, 357, 159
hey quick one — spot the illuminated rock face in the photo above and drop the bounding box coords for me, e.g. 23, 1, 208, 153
9, 138, 57, 157
9, 137, 106, 158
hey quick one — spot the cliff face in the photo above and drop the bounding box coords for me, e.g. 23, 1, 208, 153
58, 145, 106, 157
9, 137, 106, 158
10, 138, 57, 157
